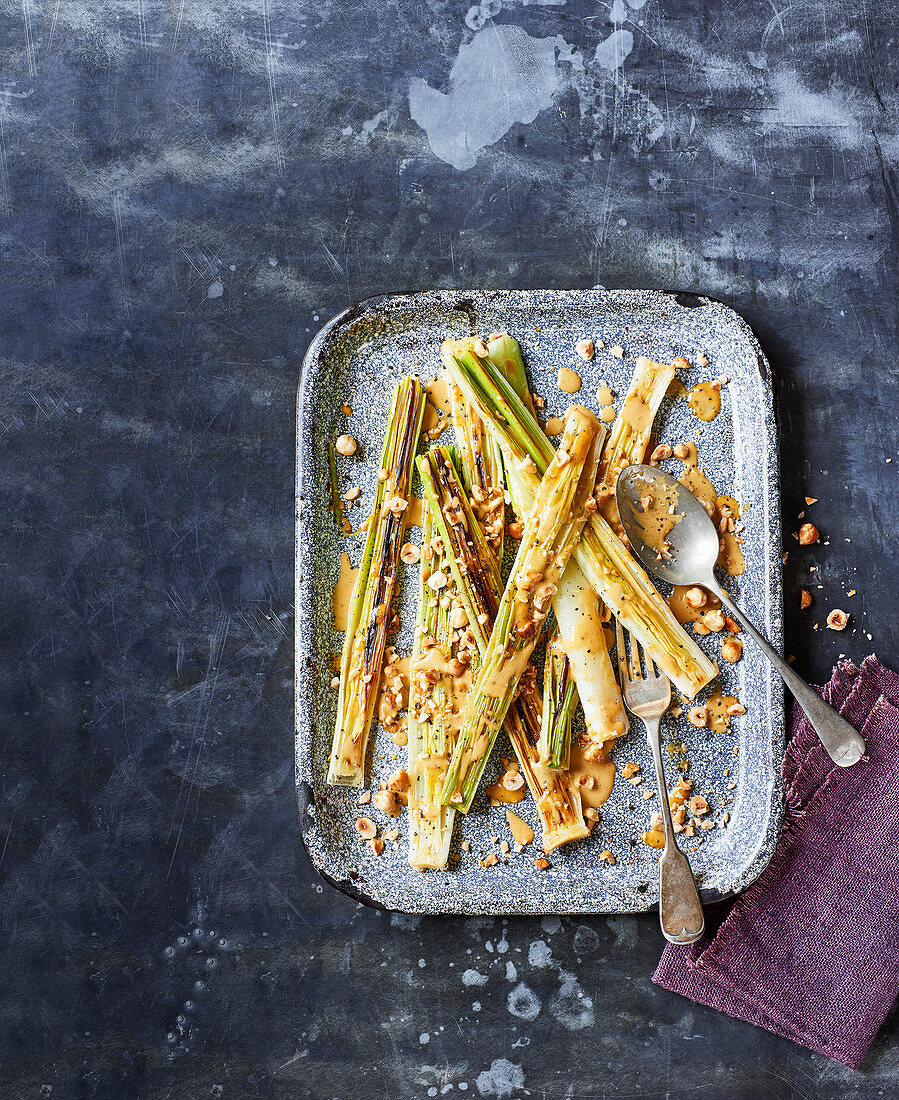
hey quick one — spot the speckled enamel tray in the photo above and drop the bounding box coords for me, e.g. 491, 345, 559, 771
295, 289, 784, 914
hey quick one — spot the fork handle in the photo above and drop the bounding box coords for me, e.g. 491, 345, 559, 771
645, 715, 705, 945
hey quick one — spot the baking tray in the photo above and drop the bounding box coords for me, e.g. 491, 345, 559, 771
295, 289, 784, 914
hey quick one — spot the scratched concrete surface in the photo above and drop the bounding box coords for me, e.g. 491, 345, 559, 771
0, 1, 897, 1097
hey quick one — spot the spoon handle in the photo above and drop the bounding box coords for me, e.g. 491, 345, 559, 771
709, 582, 866, 767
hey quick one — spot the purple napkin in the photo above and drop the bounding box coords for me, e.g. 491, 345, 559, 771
653, 656, 899, 1069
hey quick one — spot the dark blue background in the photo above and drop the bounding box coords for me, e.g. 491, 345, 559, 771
1, 2, 896, 1096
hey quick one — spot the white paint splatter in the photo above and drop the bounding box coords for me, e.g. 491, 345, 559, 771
495, 933, 509, 954
540, 915, 561, 935
507, 981, 541, 1021
206, 280, 224, 299
550, 971, 595, 1030
762, 70, 863, 148
420, 1032, 431, 1044
475, 1058, 525, 1098
527, 939, 553, 968
505, 961, 517, 981
462, 968, 489, 986
409, 24, 562, 170
594, 29, 634, 72
573, 924, 600, 956
360, 108, 391, 144
610, 0, 628, 23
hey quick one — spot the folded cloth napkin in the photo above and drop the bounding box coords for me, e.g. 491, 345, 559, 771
653, 655, 899, 1069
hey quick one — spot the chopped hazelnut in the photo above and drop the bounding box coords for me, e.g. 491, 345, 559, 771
534, 857, 551, 870
826, 608, 849, 631
672, 804, 686, 826
482, 853, 499, 867
373, 789, 401, 816
427, 570, 447, 591
340, 403, 353, 416
331, 675, 340, 688
650, 444, 673, 463
355, 816, 377, 839
798, 523, 819, 546
507, 519, 524, 540
721, 637, 743, 663
472, 338, 489, 358
684, 586, 707, 609
725, 616, 741, 633
385, 495, 408, 515
335, 434, 357, 456
609, 345, 625, 359
693, 623, 710, 636
400, 542, 421, 565
502, 771, 526, 791
702, 609, 726, 632
687, 706, 709, 728
726, 702, 746, 716
621, 761, 640, 779
369, 837, 384, 856
357, 790, 372, 804
342, 486, 360, 502
688, 796, 709, 817
388, 769, 410, 793
599, 850, 616, 864
673, 443, 691, 460
805, 496, 818, 506
576, 338, 594, 360
800, 588, 812, 610
672, 356, 691, 371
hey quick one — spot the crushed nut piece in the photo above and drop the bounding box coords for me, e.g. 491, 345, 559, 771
673, 443, 691, 460
373, 789, 401, 816
800, 588, 812, 610
506, 519, 524, 540
482, 853, 498, 867
725, 616, 741, 633
650, 444, 673, 463
461, 839, 471, 851
688, 796, 709, 817
826, 608, 849, 631
642, 789, 654, 800
534, 857, 551, 870
472, 338, 489, 358
369, 837, 384, 855
621, 762, 641, 779
702, 609, 726, 632
684, 586, 707, 609
599, 850, 616, 864
342, 486, 360, 502
331, 675, 340, 688
805, 496, 818, 505
798, 523, 819, 546
388, 769, 410, 793
427, 570, 447, 591
357, 790, 372, 805
499, 841, 510, 854
609, 345, 625, 358
672, 356, 691, 371
726, 702, 746, 717
576, 338, 594, 360
693, 622, 710, 636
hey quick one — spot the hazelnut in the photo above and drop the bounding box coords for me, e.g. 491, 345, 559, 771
687, 706, 709, 728
342, 486, 360, 502
472, 338, 489, 358
673, 443, 691, 460
427, 570, 447, 591
683, 586, 707, 609
534, 857, 551, 870
355, 816, 377, 839
725, 616, 741, 633
650, 444, 673, 463
502, 771, 525, 791
672, 356, 691, 371
726, 702, 746, 716
330, 675, 340, 688
688, 796, 709, 817
692, 623, 710, 636
826, 608, 849, 631
368, 837, 384, 856
385, 495, 408, 515
335, 434, 357, 456
721, 637, 744, 663
373, 789, 401, 816
388, 769, 410, 793
400, 543, 421, 565
798, 523, 819, 546
702, 609, 726, 632
800, 589, 812, 610
576, 338, 594, 360
599, 850, 616, 864
507, 519, 524, 539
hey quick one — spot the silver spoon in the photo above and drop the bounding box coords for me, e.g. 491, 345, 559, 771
616, 464, 865, 767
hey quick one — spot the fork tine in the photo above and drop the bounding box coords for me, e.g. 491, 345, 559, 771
614, 615, 628, 683
628, 630, 643, 681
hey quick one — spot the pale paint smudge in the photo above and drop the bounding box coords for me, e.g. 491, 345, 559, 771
475, 1058, 525, 1098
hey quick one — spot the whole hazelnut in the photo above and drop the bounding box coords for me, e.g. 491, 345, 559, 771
721, 637, 744, 663
826, 608, 849, 631
683, 586, 707, 609
800, 589, 812, 610
687, 706, 709, 728
335, 434, 357, 456
798, 523, 819, 546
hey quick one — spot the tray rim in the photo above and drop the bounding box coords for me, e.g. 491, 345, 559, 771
295, 287, 785, 915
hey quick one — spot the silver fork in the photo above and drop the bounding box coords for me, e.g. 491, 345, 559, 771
615, 619, 705, 944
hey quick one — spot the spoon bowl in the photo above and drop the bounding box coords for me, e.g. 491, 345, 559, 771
615, 464, 719, 589
616, 463, 866, 769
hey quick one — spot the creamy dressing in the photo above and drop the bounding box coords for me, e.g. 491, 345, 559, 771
668, 585, 722, 623
705, 690, 740, 734
558, 367, 582, 393
505, 809, 535, 845
568, 742, 616, 810
633, 478, 683, 558
332, 551, 359, 631
687, 381, 722, 422
620, 392, 653, 434
678, 466, 745, 576
544, 416, 564, 436
596, 384, 614, 406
